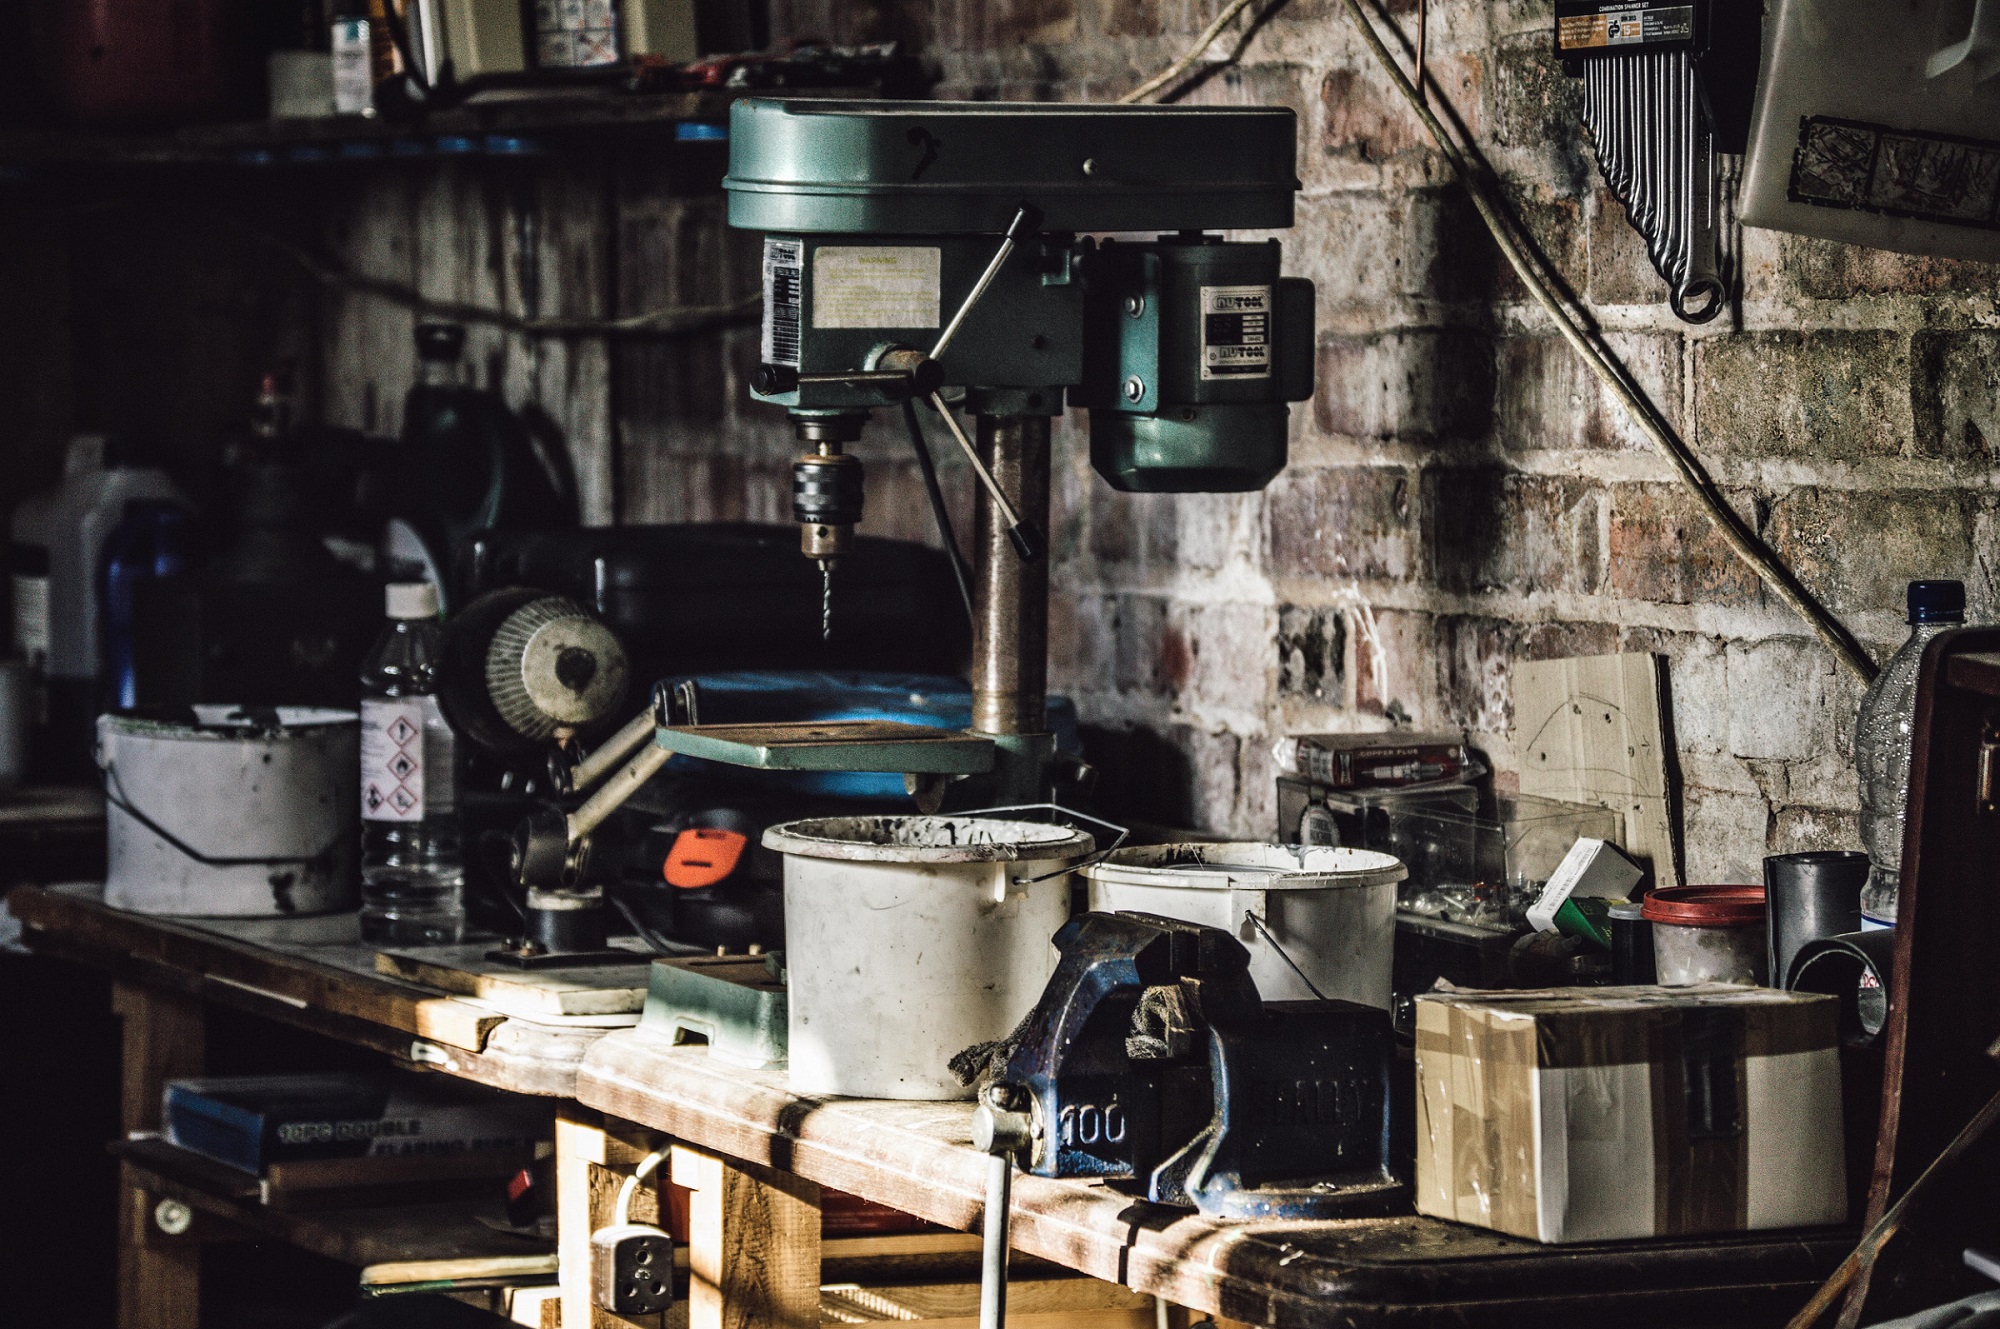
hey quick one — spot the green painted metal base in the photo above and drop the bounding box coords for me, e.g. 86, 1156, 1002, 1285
638, 954, 788, 1069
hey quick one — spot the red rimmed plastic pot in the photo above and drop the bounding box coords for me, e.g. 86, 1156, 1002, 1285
1642, 884, 1768, 986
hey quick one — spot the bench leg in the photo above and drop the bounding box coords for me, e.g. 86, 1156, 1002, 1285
671, 1143, 821, 1329
112, 982, 205, 1329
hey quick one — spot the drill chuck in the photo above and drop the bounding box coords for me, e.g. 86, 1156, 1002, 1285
793, 449, 864, 559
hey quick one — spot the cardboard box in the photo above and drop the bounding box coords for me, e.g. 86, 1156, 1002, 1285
1414, 985, 1846, 1243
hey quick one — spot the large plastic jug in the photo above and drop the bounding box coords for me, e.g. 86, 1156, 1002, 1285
1740, 0, 2000, 261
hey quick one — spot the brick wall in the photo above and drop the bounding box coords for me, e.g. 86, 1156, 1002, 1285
733, 0, 2000, 876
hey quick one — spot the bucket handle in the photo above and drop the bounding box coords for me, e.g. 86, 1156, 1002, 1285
1241, 908, 1329, 1002
98, 756, 347, 869
947, 802, 1130, 885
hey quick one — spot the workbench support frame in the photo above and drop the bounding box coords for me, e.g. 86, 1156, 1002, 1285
113, 980, 206, 1329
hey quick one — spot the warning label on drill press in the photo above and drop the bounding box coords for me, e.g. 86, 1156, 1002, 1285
762, 239, 803, 368
361, 698, 426, 823
812, 246, 941, 329
1200, 284, 1273, 380
1556, 2, 1695, 52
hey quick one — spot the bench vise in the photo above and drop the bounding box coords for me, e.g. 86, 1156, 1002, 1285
991, 912, 1408, 1220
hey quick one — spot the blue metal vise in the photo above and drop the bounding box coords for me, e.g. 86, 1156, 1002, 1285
994, 912, 1408, 1220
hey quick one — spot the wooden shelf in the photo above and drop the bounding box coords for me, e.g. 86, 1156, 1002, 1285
0, 86, 770, 167
116, 1136, 553, 1271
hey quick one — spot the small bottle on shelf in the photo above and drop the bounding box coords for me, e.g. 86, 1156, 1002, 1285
358, 581, 464, 945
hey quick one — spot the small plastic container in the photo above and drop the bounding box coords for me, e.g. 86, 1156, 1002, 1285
1607, 898, 1656, 984
1643, 885, 1768, 986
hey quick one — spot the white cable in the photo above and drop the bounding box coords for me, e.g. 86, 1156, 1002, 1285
614, 1146, 672, 1227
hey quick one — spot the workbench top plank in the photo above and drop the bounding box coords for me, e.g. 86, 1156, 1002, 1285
577, 1035, 1851, 1329
11, 883, 608, 1096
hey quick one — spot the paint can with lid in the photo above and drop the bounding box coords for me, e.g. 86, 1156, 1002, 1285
1643, 885, 1768, 986
99, 706, 359, 917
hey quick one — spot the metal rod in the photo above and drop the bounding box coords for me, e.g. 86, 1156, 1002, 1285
930, 204, 1040, 364
931, 393, 1026, 531
567, 739, 672, 842
970, 415, 1049, 737
564, 708, 657, 795
979, 1151, 1013, 1329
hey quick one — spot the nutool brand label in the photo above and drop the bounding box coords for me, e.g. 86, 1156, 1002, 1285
1200, 284, 1273, 380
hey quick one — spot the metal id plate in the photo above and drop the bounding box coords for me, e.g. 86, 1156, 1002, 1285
656, 720, 996, 774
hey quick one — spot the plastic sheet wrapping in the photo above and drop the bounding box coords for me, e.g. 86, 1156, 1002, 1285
1414, 985, 1847, 1242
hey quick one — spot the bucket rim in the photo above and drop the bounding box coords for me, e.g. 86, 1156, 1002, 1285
762, 814, 1095, 863
1080, 841, 1407, 890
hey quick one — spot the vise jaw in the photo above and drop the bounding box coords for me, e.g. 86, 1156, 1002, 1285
996, 912, 1408, 1220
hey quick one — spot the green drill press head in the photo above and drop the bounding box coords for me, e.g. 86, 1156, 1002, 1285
723, 98, 1315, 494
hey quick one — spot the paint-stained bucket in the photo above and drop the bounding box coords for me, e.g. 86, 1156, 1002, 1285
99, 706, 359, 917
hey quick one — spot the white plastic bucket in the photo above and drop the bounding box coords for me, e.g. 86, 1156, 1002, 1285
99, 706, 359, 917
763, 815, 1094, 1100
1081, 843, 1405, 1009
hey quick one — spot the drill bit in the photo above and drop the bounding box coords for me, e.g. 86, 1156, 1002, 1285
820, 560, 832, 641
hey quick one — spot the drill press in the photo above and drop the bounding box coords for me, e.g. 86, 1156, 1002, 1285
731, 97, 1314, 802
502, 98, 1315, 940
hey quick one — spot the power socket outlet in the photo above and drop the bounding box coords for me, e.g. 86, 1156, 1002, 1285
591, 1222, 675, 1315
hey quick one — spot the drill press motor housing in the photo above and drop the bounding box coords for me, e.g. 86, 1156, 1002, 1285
725, 97, 1316, 549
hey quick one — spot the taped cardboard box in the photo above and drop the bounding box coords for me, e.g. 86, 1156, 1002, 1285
1414, 985, 1846, 1243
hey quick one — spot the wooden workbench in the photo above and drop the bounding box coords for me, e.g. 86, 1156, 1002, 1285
15, 880, 1858, 1329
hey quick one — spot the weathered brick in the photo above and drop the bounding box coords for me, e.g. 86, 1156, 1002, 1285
1616, 628, 1729, 756
1186, 601, 1275, 717
1488, 31, 1590, 186
1606, 482, 1761, 608
1425, 467, 1603, 595
1320, 64, 1428, 163
1114, 594, 1173, 695
1089, 485, 1179, 566
1279, 605, 1348, 702
1518, 620, 1620, 661
1586, 188, 1668, 307
1353, 606, 1432, 718
1694, 332, 1913, 460
1770, 806, 1861, 859
1768, 487, 1975, 618
1681, 785, 1769, 884
1314, 330, 1494, 441
1266, 465, 1416, 581
1911, 330, 2000, 460
1495, 330, 1680, 453
1435, 615, 1518, 734
1780, 234, 1998, 300
1726, 636, 1836, 763
1482, 189, 1586, 306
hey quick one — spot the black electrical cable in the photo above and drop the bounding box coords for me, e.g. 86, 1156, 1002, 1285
903, 398, 977, 626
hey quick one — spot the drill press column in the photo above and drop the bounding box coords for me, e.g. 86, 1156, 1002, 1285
971, 415, 1050, 738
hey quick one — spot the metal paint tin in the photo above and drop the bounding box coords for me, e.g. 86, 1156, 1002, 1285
99, 706, 359, 917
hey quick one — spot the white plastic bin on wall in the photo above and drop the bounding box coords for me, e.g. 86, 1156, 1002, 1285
1082, 843, 1406, 1009
763, 815, 1094, 1101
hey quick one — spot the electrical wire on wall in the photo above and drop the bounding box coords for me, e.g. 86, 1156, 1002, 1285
1124, 0, 1879, 684
245, 220, 760, 340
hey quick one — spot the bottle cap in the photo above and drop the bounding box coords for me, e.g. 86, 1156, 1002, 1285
386, 581, 440, 619
1908, 579, 1965, 625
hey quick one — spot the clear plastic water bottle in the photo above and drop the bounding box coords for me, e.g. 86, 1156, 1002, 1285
358, 581, 464, 944
1854, 579, 1965, 930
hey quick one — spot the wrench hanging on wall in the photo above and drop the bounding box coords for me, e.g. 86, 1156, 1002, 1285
1556, 0, 1763, 324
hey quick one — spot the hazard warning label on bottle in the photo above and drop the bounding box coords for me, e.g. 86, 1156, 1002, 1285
361, 698, 425, 823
